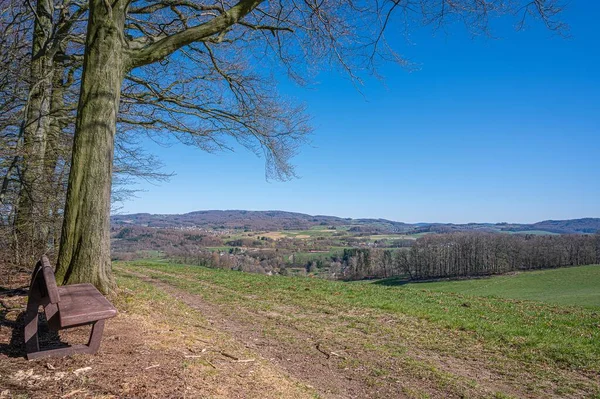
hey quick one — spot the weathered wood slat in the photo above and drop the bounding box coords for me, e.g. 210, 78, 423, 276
58, 284, 117, 327
40, 256, 60, 304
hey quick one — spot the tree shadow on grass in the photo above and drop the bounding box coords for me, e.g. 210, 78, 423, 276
370, 276, 412, 286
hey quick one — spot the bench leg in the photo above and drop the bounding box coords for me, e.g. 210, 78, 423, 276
27, 320, 107, 360
24, 308, 40, 356
86, 320, 105, 354
27, 345, 82, 360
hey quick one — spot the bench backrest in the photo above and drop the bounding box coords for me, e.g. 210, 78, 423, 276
29, 255, 60, 305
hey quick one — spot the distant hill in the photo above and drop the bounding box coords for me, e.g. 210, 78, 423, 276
528, 218, 600, 234
111, 210, 413, 232
111, 211, 600, 235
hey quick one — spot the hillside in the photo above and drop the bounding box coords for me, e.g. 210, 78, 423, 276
406, 264, 600, 307
111, 210, 414, 232
111, 210, 600, 234
529, 218, 600, 234
3, 260, 599, 398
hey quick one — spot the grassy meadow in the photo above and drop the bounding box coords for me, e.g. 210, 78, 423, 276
409, 264, 600, 308
115, 260, 600, 397
119, 261, 600, 372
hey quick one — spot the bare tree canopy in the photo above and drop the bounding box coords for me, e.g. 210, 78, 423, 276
0, 0, 171, 268
112, 0, 568, 180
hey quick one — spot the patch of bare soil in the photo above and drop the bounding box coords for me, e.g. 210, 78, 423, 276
0, 273, 317, 398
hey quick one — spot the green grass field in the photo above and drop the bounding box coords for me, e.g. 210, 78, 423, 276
368, 234, 419, 240
408, 264, 600, 308
119, 261, 600, 373
116, 261, 600, 397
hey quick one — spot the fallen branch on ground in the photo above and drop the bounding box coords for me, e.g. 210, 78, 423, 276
315, 342, 330, 359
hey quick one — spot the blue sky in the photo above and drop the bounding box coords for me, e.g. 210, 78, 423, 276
119, 2, 600, 224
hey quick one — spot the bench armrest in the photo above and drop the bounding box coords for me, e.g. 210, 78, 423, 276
41, 255, 60, 304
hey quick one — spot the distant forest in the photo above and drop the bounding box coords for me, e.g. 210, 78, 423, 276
110, 212, 600, 282
341, 233, 600, 280
112, 219, 600, 281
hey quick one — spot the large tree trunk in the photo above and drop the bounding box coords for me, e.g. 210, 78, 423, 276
55, 0, 126, 294
45, 56, 69, 253
15, 0, 54, 264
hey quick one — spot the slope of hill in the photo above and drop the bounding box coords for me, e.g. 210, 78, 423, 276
406, 264, 600, 307
111, 210, 414, 232
5, 262, 599, 398
111, 210, 600, 234
117, 261, 600, 398
528, 218, 600, 234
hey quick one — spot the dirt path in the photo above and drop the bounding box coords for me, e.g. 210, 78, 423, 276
0, 272, 319, 399
121, 268, 398, 399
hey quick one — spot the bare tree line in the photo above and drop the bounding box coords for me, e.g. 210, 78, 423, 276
341, 233, 600, 280
109, 225, 600, 281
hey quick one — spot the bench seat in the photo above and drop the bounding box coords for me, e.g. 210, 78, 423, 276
57, 284, 117, 327
24, 256, 117, 360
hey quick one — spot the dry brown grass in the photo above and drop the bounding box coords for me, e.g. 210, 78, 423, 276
0, 271, 318, 398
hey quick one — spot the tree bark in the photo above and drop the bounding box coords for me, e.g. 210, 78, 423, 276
45, 57, 70, 252
15, 0, 54, 263
55, 0, 262, 293
55, 0, 127, 294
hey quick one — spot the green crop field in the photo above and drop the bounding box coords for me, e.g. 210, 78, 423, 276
408, 264, 600, 308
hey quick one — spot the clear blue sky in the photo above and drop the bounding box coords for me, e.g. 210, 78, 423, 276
119, 2, 600, 224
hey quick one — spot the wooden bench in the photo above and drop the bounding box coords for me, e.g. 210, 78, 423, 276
24, 255, 117, 360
